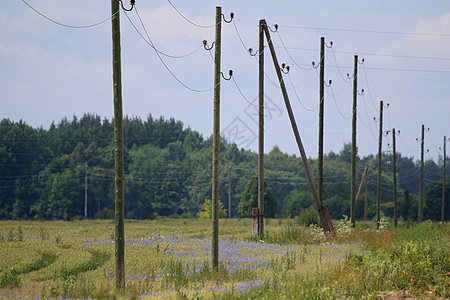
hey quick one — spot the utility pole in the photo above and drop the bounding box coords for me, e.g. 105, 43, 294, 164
111, 0, 126, 289
376, 100, 383, 229
211, 6, 222, 271
262, 19, 334, 234
442, 136, 448, 224
364, 172, 368, 220
318, 37, 325, 210
419, 124, 424, 222
257, 19, 265, 237
351, 55, 358, 228
392, 129, 399, 228
228, 164, 231, 219
84, 162, 88, 219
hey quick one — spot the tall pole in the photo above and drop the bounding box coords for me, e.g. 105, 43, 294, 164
111, 0, 125, 289
376, 100, 383, 229
211, 6, 222, 271
419, 124, 424, 222
442, 136, 447, 224
258, 19, 265, 237
351, 55, 358, 228
318, 37, 325, 209
84, 163, 88, 219
262, 20, 334, 234
392, 129, 398, 228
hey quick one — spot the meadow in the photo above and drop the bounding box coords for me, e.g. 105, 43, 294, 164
0, 218, 449, 299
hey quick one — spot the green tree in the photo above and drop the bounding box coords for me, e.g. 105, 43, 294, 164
424, 181, 449, 221
198, 199, 227, 219
238, 173, 276, 218
283, 189, 313, 218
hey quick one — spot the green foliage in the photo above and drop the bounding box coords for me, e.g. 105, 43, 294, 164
1, 114, 449, 221
198, 199, 227, 219
238, 173, 277, 218
0, 268, 20, 288
295, 206, 319, 227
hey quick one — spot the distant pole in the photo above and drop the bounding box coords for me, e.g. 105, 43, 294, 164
258, 19, 265, 237
228, 164, 232, 219
364, 172, 368, 221
351, 55, 358, 228
419, 124, 424, 222
211, 6, 222, 271
442, 136, 447, 224
111, 0, 125, 289
84, 162, 88, 219
376, 100, 383, 229
262, 20, 334, 234
392, 129, 398, 228
318, 37, 325, 210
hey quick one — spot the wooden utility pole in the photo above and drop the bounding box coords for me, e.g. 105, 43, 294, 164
364, 173, 368, 220
257, 19, 265, 237
318, 37, 325, 209
211, 6, 222, 270
84, 163, 88, 219
442, 136, 447, 224
262, 20, 334, 234
111, 0, 125, 289
351, 55, 358, 228
228, 164, 232, 219
392, 129, 398, 228
419, 124, 424, 222
376, 101, 383, 229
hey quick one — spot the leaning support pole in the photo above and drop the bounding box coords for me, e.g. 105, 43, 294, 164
262, 20, 334, 234
111, 0, 125, 289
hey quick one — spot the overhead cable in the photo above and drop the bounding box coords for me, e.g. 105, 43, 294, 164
20, 0, 118, 29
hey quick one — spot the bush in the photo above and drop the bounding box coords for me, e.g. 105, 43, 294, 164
296, 206, 319, 227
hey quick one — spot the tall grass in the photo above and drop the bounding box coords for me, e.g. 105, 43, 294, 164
0, 219, 448, 299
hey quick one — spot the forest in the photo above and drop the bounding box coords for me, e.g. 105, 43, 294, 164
0, 113, 448, 221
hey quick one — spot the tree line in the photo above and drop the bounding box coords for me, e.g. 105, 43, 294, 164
0, 113, 448, 221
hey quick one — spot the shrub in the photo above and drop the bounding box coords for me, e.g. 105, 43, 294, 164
296, 206, 319, 227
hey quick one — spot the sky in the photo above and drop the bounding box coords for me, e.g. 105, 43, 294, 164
1, 0, 449, 163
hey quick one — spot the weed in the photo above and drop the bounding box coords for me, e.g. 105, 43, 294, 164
0, 268, 21, 288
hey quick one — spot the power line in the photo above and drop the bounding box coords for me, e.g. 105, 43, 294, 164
279, 46, 450, 61
278, 24, 450, 37
361, 63, 380, 112
286, 72, 318, 111
126, 7, 214, 93
327, 85, 352, 120
19, 0, 119, 29
275, 31, 315, 71
123, 11, 204, 59
166, 0, 216, 29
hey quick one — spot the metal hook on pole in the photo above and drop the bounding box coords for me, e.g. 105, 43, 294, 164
221, 69, 233, 81
119, 0, 135, 12
269, 24, 278, 32
249, 48, 260, 56
203, 40, 215, 51
281, 63, 290, 74
222, 12, 234, 23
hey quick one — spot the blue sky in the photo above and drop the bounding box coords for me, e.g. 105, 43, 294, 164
1, 0, 449, 162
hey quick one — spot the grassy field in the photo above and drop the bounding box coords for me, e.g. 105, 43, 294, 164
0, 218, 449, 299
